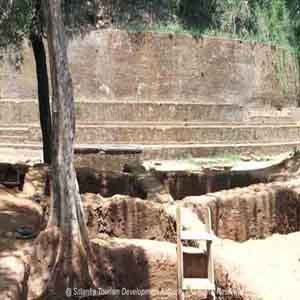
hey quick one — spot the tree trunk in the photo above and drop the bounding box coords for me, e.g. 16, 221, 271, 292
30, 32, 52, 164
28, 1, 104, 298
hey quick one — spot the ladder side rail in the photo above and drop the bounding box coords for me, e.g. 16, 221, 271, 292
176, 206, 184, 300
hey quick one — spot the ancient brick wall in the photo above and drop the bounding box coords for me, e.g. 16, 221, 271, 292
0, 30, 299, 107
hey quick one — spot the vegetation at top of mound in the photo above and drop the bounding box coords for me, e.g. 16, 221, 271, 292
104, 0, 300, 52
1, 1, 300, 52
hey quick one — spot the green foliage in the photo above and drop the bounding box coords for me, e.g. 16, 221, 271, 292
125, 0, 300, 51
0, 0, 33, 47
253, 0, 295, 48
1, 0, 300, 51
287, 0, 300, 44
0, 0, 99, 49
62, 0, 99, 35
214, 0, 255, 38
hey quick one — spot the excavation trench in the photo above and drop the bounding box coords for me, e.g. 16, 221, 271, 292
75, 167, 269, 200
84, 181, 300, 243
74, 155, 300, 242
3, 162, 299, 243
0, 164, 272, 201
82, 178, 300, 300
2, 161, 300, 300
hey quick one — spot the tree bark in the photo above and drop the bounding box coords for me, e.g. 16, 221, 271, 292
28, 1, 103, 298
30, 32, 52, 164
46, 0, 88, 272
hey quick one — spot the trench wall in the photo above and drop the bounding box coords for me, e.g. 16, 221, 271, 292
184, 182, 300, 241
84, 180, 300, 243
84, 194, 177, 241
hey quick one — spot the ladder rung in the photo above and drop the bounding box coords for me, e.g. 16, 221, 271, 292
182, 246, 204, 254
183, 278, 215, 290
181, 231, 214, 241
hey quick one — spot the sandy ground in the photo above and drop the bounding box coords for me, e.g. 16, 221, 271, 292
214, 233, 300, 300
0, 146, 292, 169
0, 148, 42, 165
143, 152, 292, 172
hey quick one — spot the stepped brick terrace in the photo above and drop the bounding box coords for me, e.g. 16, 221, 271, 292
0, 30, 300, 159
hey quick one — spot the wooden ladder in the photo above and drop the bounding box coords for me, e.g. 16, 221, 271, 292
176, 206, 215, 300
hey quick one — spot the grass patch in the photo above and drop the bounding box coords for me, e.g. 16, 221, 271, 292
119, 20, 300, 54
111, 0, 300, 54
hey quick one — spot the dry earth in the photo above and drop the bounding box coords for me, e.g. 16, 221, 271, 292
214, 233, 300, 300
0, 163, 300, 299
0, 186, 42, 300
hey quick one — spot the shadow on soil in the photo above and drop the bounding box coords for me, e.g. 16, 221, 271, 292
91, 242, 151, 300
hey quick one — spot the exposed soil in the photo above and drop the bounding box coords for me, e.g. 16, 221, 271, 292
0, 187, 41, 300
0, 156, 300, 299
0, 186, 43, 237
214, 232, 300, 300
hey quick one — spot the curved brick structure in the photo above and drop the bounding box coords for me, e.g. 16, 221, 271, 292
1, 30, 300, 157
1, 30, 299, 105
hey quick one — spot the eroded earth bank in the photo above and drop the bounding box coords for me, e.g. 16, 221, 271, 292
0, 154, 300, 300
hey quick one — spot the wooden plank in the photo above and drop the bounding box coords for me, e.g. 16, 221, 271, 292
207, 207, 214, 287
183, 278, 215, 290
180, 231, 214, 241
74, 144, 143, 155
206, 206, 212, 233
182, 246, 204, 254
207, 241, 214, 288
177, 206, 184, 300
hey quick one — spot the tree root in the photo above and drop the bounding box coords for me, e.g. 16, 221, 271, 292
27, 226, 114, 300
